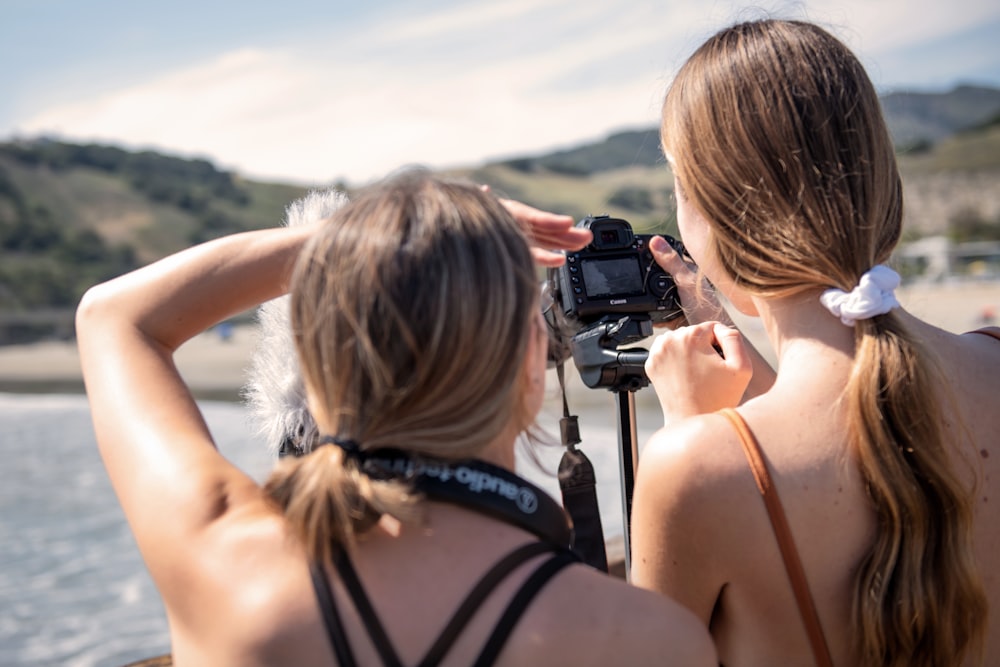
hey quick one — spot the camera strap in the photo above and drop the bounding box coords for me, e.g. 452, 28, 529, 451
358, 449, 574, 548
555, 361, 609, 573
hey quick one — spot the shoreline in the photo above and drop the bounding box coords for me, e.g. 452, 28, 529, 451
1, 280, 998, 399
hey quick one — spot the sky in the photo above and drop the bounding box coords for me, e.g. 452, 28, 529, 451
2, 0, 1000, 186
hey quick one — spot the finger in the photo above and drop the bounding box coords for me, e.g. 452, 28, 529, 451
499, 198, 573, 228
544, 227, 592, 250
644, 331, 673, 375
649, 236, 689, 275
498, 198, 591, 251
532, 248, 568, 267
530, 224, 592, 247
712, 323, 750, 370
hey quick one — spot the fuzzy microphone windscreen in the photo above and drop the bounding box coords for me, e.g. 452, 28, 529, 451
243, 188, 350, 456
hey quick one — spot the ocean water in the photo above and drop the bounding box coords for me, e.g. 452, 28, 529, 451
0, 390, 659, 667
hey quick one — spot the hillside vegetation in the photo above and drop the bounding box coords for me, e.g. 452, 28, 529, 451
452, 85, 1000, 237
2, 85, 999, 343
0, 142, 308, 322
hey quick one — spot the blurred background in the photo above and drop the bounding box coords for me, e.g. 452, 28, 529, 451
1, 1, 999, 665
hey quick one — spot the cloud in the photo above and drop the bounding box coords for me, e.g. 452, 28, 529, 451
15, 4, 678, 184
11, 0, 1000, 184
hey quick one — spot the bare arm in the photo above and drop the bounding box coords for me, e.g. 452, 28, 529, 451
630, 416, 731, 626
76, 226, 315, 577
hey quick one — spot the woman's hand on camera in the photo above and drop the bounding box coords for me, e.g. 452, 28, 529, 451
644, 321, 752, 424
493, 194, 592, 267
649, 236, 732, 328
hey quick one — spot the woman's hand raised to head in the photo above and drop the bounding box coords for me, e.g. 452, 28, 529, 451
492, 193, 592, 267
644, 321, 752, 425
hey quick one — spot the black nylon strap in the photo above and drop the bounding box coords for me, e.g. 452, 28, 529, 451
315, 542, 568, 667
309, 561, 359, 667
362, 453, 573, 548
333, 549, 404, 667
555, 361, 609, 572
556, 362, 576, 435
416, 542, 557, 667
472, 549, 578, 667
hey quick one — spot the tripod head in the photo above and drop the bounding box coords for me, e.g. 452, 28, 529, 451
570, 314, 653, 392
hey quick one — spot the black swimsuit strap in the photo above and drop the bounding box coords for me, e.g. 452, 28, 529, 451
332, 548, 404, 667
312, 542, 575, 667
416, 541, 559, 667
473, 548, 579, 667
309, 560, 358, 667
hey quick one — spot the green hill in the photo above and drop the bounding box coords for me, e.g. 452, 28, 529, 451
449, 84, 1000, 233
1, 84, 998, 343
880, 84, 1000, 146
0, 141, 309, 319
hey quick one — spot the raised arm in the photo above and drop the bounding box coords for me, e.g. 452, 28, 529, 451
76, 225, 315, 572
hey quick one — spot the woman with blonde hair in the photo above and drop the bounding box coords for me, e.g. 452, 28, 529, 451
631, 18, 998, 667
77, 169, 715, 666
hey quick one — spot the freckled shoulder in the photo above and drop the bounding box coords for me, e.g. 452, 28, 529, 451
641, 413, 758, 498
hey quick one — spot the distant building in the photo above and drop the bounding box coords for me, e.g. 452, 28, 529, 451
895, 236, 1000, 281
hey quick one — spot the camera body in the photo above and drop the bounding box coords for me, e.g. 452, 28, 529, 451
555, 215, 685, 325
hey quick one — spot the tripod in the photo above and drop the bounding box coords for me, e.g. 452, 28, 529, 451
568, 314, 652, 577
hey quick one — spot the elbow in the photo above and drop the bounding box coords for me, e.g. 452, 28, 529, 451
75, 281, 118, 342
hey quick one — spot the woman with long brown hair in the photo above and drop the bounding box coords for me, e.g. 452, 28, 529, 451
631, 18, 998, 667
77, 169, 715, 666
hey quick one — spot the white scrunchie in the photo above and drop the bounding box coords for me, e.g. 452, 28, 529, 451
820, 265, 901, 326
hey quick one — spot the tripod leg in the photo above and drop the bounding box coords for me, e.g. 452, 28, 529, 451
615, 390, 639, 578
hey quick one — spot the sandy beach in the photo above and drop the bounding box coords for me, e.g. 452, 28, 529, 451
1, 280, 998, 399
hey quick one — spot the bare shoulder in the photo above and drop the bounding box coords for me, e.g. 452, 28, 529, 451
159, 500, 304, 615
638, 412, 754, 509
910, 319, 1000, 374
529, 563, 717, 666
957, 326, 1000, 367
156, 506, 338, 665
630, 412, 766, 620
919, 323, 1000, 434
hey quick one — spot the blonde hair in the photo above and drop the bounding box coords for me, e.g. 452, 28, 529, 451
263, 169, 539, 562
661, 19, 986, 666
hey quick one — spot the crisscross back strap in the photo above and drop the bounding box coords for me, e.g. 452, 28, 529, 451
332, 548, 404, 667
718, 408, 833, 667
417, 542, 559, 667
313, 541, 570, 667
310, 560, 359, 667
472, 548, 579, 667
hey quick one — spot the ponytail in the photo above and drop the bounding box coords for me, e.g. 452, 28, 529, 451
659, 18, 989, 665
263, 446, 418, 563
847, 313, 986, 666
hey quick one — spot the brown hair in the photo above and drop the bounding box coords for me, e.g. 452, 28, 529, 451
661, 19, 986, 666
264, 169, 539, 562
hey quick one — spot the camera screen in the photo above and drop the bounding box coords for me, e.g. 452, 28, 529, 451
581, 256, 644, 298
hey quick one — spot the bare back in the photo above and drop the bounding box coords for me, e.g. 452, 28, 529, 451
164, 501, 712, 667
632, 318, 1000, 666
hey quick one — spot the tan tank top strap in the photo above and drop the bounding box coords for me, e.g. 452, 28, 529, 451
718, 408, 833, 667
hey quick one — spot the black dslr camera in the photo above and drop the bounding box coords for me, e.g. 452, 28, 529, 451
544, 215, 687, 391
554, 215, 685, 326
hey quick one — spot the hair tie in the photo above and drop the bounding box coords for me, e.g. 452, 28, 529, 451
317, 434, 363, 459
820, 265, 900, 326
